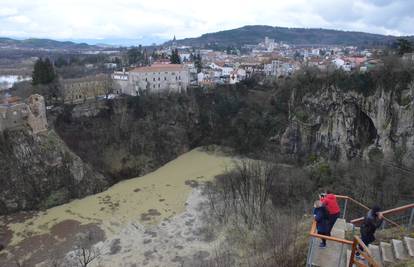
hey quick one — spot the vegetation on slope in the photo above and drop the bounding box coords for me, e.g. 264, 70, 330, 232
167, 25, 414, 48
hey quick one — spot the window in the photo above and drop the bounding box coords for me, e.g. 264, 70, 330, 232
158, 77, 160, 81
145, 78, 147, 81
164, 77, 166, 81
153, 78, 155, 81
153, 84, 155, 88
158, 84, 160, 88
179, 76, 181, 80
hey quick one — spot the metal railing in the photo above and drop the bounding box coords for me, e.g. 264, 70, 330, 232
351, 203, 414, 229
306, 195, 414, 267
348, 236, 380, 267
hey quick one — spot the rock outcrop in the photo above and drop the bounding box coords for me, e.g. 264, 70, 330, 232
281, 84, 414, 166
0, 129, 107, 214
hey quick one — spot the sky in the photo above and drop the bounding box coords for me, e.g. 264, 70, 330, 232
0, 0, 413, 45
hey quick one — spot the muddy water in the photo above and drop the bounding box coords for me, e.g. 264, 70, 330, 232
0, 147, 235, 266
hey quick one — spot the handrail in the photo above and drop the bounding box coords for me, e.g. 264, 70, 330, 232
309, 220, 353, 245
309, 219, 380, 266
335, 195, 370, 211
335, 195, 401, 227
349, 236, 380, 267
351, 203, 414, 227
308, 195, 412, 267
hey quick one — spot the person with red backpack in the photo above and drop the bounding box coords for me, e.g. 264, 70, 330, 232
320, 190, 341, 235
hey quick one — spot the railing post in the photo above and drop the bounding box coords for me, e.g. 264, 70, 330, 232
409, 207, 414, 229
352, 224, 355, 238
343, 198, 348, 219
306, 237, 315, 267
349, 238, 357, 267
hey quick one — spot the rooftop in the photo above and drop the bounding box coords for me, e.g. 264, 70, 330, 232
130, 64, 185, 73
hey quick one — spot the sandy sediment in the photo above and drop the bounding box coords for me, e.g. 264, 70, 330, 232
0, 147, 235, 266
86, 188, 222, 267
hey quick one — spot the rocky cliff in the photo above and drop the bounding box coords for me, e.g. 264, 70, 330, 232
0, 129, 107, 214
53, 95, 197, 182
3, 79, 413, 214
281, 83, 414, 166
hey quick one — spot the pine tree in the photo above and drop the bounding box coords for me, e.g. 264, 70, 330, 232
195, 54, 202, 73
170, 49, 181, 64
32, 58, 56, 85
395, 38, 413, 56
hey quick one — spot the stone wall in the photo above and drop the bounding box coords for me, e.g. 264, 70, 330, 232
0, 94, 47, 134
27, 94, 48, 134
0, 103, 29, 131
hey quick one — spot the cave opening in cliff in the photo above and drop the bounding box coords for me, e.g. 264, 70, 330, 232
356, 108, 378, 148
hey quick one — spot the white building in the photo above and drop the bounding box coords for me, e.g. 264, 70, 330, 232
113, 64, 189, 96
265, 60, 296, 77
332, 58, 352, 72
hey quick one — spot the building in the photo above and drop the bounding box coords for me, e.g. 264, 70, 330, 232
61, 74, 113, 104
113, 64, 189, 96
265, 60, 296, 77
0, 94, 48, 134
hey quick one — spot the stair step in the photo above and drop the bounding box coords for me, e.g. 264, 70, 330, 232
392, 239, 409, 260
404, 236, 414, 257
310, 237, 350, 267
368, 244, 383, 267
335, 218, 347, 231
380, 242, 395, 263
331, 228, 345, 239
346, 248, 377, 267
346, 223, 354, 231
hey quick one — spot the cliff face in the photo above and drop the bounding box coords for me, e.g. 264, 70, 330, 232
54, 95, 197, 182
0, 129, 107, 214
281, 84, 414, 166
3, 83, 413, 214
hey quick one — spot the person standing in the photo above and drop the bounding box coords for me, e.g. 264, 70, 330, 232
356, 206, 384, 258
313, 200, 330, 248
320, 191, 341, 235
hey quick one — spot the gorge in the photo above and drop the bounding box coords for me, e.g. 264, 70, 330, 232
1, 62, 414, 266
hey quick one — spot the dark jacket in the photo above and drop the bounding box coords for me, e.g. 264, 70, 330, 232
314, 206, 330, 234
360, 210, 383, 243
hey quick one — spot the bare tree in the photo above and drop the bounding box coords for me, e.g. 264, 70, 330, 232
73, 231, 100, 267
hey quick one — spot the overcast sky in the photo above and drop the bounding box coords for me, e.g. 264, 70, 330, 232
1, 0, 413, 44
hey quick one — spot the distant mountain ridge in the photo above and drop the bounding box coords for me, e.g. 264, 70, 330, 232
166, 25, 414, 47
0, 36, 167, 49
2, 25, 413, 50
0, 37, 98, 50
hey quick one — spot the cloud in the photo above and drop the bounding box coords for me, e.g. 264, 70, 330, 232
0, 0, 412, 44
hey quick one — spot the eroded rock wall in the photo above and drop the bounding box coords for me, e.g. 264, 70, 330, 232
0, 129, 107, 214
281, 86, 414, 166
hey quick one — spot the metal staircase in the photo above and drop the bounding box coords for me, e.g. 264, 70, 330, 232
306, 196, 414, 267
345, 237, 414, 266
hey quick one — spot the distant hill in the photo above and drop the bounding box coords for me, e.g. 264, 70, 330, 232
0, 37, 98, 50
166, 25, 414, 48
